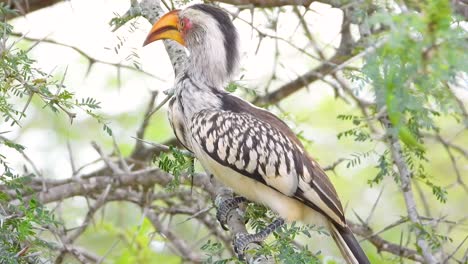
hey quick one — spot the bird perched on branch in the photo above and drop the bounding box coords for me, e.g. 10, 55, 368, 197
144, 4, 370, 264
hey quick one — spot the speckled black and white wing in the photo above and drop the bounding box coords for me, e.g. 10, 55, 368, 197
189, 105, 346, 227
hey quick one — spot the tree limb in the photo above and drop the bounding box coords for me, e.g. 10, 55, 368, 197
146, 209, 203, 263
1, 0, 62, 19
215, 0, 314, 8
383, 117, 437, 264
348, 221, 424, 262
252, 52, 350, 106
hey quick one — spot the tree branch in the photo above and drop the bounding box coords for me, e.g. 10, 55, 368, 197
146, 209, 203, 263
3, 139, 435, 263
1, 0, 62, 19
348, 221, 424, 262
215, 0, 314, 8
383, 117, 437, 264
10, 32, 163, 81
252, 52, 350, 106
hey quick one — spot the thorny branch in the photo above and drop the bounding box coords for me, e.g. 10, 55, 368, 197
383, 118, 437, 264
2, 143, 430, 263
10, 32, 164, 82
1, 0, 467, 263
216, 0, 314, 8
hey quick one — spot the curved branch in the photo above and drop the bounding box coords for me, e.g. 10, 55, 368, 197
215, 0, 314, 7
1, 0, 62, 19
348, 222, 424, 262
146, 209, 203, 263
3, 139, 432, 264
383, 118, 437, 264
252, 52, 351, 106
10, 32, 164, 81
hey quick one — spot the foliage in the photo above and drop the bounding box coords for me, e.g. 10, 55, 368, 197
201, 240, 233, 264
99, 219, 181, 264
342, 0, 466, 197
0, 3, 111, 262
154, 146, 194, 191
0, 0, 466, 263
267, 222, 323, 264
364, 0, 467, 145
0, 138, 57, 263
244, 205, 324, 263
201, 203, 323, 263
340, 0, 466, 259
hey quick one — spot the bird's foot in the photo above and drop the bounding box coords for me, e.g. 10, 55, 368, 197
234, 218, 285, 260
215, 196, 247, 230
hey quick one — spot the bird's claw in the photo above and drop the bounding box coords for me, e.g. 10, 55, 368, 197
233, 218, 285, 261
216, 196, 247, 230
233, 233, 262, 261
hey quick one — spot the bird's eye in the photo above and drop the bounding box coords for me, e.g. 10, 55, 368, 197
179, 18, 192, 32
179, 20, 185, 31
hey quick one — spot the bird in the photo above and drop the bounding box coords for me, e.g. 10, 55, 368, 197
143, 4, 370, 264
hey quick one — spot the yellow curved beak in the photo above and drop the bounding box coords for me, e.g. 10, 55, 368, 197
143, 10, 185, 46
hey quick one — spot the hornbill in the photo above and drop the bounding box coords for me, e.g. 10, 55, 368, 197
143, 4, 370, 264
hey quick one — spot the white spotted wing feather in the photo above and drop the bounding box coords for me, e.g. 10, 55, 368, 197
189, 109, 346, 226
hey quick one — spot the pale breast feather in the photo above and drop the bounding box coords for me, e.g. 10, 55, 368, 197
190, 104, 346, 226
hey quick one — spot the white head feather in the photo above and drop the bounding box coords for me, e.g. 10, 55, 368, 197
179, 5, 239, 88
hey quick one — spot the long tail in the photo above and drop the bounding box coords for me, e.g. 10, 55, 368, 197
329, 222, 370, 264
